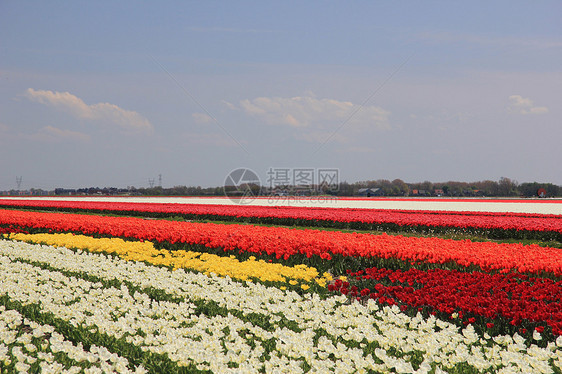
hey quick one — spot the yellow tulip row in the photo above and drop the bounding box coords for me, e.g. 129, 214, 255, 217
8, 233, 332, 289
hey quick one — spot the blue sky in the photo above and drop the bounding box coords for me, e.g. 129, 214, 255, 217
1, 1, 561, 190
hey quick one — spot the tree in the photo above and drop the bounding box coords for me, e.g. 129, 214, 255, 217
391, 179, 409, 196
420, 181, 433, 193
475, 180, 498, 196
498, 177, 518, 196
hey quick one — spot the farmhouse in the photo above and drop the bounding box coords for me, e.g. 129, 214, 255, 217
358, 187, 383, 197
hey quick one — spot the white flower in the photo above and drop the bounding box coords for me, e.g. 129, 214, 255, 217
14, 361, 31, 372
2, 239, 562, 373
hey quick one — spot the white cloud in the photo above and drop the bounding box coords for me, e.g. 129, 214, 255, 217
37, 126, 91, 142
221, 100, 238, 111
238, 94, 390, 131
16, 126, 91, 143
192, 112, 213, 124
24, 88, 153, 133
508, 95, 548, 115
508, 95, 533, 108
0, 122, 89, 143
523, 107, 549, 115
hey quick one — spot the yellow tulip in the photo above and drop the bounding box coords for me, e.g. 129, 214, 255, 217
9, 233, 330, 288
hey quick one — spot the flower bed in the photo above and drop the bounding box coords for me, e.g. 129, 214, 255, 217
2, 202, 562, 373
8, 232, 330, 288
1, 209, 561, 277
2, 239, 561, 373
329, 266, 562, 337
0, 305, 145, 373
1, 199, 561, 241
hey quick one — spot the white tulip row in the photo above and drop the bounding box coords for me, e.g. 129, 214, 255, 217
1, 196, 560, 214
0, 306, 145, 374
2, 239, 562, 373
0, 242, 377, 373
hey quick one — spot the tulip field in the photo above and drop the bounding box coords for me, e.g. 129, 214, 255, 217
0, 197, 561, 373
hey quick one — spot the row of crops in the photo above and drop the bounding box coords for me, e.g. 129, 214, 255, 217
1, 198, 561, 241
0, 199, 561, 373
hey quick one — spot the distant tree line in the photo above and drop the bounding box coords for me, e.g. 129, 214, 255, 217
334, 178, 561, 197
41, 177, 562, 198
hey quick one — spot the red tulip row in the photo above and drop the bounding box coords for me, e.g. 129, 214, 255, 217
1, 209, 561, 276
0, 199, 560, 241
329, 266, 562, 336
0, 224, 28, 235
